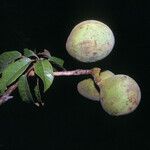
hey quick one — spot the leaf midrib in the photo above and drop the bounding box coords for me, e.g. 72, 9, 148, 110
7, 63, 29, 85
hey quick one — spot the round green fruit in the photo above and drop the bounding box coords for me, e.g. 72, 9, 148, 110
66, 20, 115, 62
99, 75, 141, 116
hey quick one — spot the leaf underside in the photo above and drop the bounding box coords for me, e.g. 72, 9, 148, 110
34, 78, 42, 103
18, 75, 34, 103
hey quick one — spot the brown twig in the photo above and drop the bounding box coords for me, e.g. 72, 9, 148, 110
0, 82, 18, 105
0, 68, 99, 105
53, 69, 92, 76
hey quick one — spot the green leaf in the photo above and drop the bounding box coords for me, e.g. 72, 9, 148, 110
0, 79, 6, 95
24, 48, 38, 58
18, 75, 33, 103
34, 78, 42, 103
0, 51, 22, 74
34, 60, 54, 92
48, 56, 64, 68
0, 57, 31, 89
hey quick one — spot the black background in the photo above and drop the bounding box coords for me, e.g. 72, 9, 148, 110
0, 0, 149, 149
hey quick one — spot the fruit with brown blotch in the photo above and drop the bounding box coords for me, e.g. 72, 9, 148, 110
99, 75, 141, 116
78, 69, 141, 116
66, 20, 115, 62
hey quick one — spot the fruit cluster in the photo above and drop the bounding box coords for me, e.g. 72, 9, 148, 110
66, 20, 141, 116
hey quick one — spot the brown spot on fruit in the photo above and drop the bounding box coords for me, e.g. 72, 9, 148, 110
132, 100, 139, 106
93, 52, 98, 55
81, 40, 93, 47
128, 107, 133, 111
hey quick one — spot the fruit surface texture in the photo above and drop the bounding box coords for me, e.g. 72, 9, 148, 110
66, 20, 115, 62
77, 78, 100, 101
99, 75, 141, 116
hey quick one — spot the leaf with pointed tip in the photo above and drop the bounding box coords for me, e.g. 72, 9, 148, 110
38, 49, 51, 58
34, 78, 42, 103
18, 75, 34, 103
43, 49, 51, 57
34, 60, 54, 92
0, 51, 22, 74
24, 48, 38, 58
0, 57, 32, 89
48, 56, 64, 68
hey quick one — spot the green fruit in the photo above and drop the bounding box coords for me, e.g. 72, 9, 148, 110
99, 70, 114, 83
77, 70, 114, 101
66, 20, 115, 62
77, 78, 100, 101
99, 75, 141, 116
